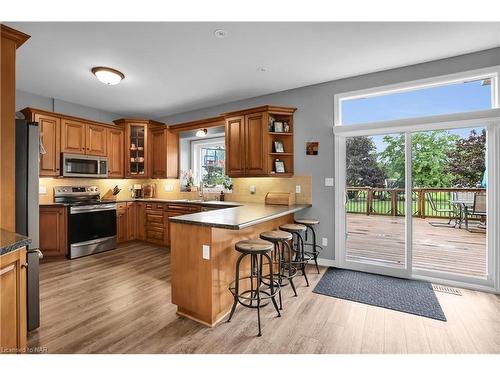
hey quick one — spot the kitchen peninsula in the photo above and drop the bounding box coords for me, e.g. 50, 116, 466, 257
169, 202, 310, 327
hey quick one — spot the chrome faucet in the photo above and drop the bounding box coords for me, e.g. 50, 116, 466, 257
199, 181, 205, 201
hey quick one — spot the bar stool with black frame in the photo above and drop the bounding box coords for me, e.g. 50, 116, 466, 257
259, 230, 299, 310
227, 239, 281, 336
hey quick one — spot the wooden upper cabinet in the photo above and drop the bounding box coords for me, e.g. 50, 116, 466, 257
244, 112, 266, 176
107, 128, 124, 178
34, 113, 61, 176
86, 124, 107, 156
151, 128, 179, 179
223, 106, 296, 177
61, 118, 86, 154
225, 116, 245, 177
61, 120, 108, 156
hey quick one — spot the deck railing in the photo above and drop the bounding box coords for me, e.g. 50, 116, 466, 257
346, 187, 486, 218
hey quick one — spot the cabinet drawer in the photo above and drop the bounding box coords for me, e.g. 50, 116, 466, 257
145, 203, 164, 210
166, 204, 199, 212
117, 202, 127, 210
145, 213, 163, 224
146, 229, 164, 240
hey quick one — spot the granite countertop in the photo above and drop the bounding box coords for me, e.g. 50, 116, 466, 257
0, 229, 32, 256
40, 199, 241, 207
169, 203, 311, 230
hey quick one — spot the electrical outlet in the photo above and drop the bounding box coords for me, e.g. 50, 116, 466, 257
39, 185, 47, 194
164, 184, 174, 192
249, 185, 256, 194
325, 178, 334, 187
295, 185, 301, 194
322, 237, 328, 247
202, 245, 210, 260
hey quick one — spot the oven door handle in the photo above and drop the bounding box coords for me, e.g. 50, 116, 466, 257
70, 204, 117, 214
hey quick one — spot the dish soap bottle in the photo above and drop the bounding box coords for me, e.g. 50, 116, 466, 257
220, 190, 225, 202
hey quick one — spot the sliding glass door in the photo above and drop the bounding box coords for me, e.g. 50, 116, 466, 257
335, 122, 494, 287
344, 133, 408, 271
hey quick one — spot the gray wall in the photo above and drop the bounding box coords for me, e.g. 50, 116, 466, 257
16, 90, 123, 124
159, 47, 500, 262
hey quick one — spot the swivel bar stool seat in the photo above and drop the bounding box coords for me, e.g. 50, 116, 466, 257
227, 239, 281, 336
294, 218, 322, 273
279, 223, 310, 287
259, 230, 298, 308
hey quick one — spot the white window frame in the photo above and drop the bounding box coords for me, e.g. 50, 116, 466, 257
191, 137, 226, 192
332, 66, 500, 294
334, 66, 499, 127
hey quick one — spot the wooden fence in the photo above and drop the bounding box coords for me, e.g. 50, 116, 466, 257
346, 187, 486, 219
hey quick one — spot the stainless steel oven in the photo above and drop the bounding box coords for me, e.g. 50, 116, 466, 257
54, 185, 117, 259
62, 153, 108, 178
68, 203, 117, 259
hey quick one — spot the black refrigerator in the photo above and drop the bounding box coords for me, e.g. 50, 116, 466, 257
15, 119, 42, 331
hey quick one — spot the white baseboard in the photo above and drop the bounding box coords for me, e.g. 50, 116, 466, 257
316, 258, 336, 268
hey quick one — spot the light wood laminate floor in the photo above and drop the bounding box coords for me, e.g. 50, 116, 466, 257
28, 242, 500, 354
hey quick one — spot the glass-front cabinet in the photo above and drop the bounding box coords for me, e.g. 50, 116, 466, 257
129, 125, 146, 176
113, 119, 165, 178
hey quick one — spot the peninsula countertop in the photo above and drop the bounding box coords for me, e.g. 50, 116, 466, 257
169, 203, 311, 230
0, 229, 31, 256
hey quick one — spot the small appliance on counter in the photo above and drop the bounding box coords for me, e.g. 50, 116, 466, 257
131, 184, 143, 199
142, 183, 156, 198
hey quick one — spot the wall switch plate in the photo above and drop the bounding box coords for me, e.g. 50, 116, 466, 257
164, 184, 174, 192
202, 245, 210, 260
249, 185, 256, 194
295, 185, 301, 194
39, 185, 47, 194
325, 178, 334, 187
322, 237, 328, 246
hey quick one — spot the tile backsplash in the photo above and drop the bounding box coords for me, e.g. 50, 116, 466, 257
39, 176, 312, 205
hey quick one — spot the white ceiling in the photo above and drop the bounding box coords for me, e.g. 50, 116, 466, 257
8, 22, 500, 119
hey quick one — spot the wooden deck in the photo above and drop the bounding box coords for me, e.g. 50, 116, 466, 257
347, 214, 487, 278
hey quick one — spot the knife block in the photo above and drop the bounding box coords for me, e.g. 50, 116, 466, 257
101, 189, 117, 201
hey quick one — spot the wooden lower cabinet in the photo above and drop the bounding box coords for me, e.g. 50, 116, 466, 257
126, 202, 136, 241
39, 206, 67, 258
136, 202, 146, 240
116, 203, 127, 244
166, 204, 202, 246
0, 247, 27, 352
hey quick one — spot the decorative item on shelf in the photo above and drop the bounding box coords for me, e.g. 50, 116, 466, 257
274, 140, 285, 153
131, 143, 137, 150
274, 159, 286, 173
283, 121, 290, 133
268, 115, 276, 131
273, 121, 284, 133
306, 141, 319, 155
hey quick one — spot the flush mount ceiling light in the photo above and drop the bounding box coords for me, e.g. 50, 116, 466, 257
214, 29, 228, 38
91, 66, 125, 85
196, 129, 208, 137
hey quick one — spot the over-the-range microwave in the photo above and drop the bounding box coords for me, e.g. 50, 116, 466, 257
62, 153, 108, 178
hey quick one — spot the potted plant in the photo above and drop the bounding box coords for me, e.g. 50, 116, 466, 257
182, 169, 194, 192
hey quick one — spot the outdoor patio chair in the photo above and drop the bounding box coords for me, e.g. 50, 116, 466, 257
464, 192, 487, 232
425, 192, 458, 227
